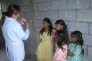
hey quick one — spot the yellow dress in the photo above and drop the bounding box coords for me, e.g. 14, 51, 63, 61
37, 32, 53, 61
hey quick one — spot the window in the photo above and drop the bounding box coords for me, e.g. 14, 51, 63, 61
0, 3, 2, 20
0, 2, 5, 49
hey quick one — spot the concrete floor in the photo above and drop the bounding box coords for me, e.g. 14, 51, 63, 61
0, 49, 32, 61
0, 49, 8, 61
0, 49, 91, 61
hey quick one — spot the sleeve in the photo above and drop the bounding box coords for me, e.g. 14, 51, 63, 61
40, 34, 42, 39
53, 32, 58, 43
15, 24, 30, 40
73, 45, 82, 56
63, 45, 68, 57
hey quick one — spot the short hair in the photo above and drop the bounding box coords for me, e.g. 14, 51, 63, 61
7, 4, 20, 17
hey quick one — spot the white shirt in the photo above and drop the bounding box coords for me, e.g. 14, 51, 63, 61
2, 16, 30, 61
2, 16, 30, 46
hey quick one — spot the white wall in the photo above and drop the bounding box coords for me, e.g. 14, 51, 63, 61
1, 0, 92, 60
33, 0, 92, 58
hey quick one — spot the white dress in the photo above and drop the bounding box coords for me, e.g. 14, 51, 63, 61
2, 16, 30, 61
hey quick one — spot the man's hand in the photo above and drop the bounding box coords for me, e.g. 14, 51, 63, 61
19, 18, 29, 28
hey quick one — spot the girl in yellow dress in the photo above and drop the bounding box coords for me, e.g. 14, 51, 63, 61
36, 18, 54, 61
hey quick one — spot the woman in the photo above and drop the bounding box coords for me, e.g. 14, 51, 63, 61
36, 18, 54, 61
2, 4, 30, 61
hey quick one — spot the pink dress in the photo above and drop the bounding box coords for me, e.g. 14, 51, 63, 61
53, 45, 67, 61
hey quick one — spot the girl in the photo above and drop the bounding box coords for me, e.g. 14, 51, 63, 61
54, 19, 69, 44
53, 30, 67, 61
54, 20, 69, 52
68, 31, 84, 61
36, 18, 54, 61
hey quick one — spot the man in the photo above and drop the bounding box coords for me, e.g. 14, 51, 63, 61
2, 4, 30, 61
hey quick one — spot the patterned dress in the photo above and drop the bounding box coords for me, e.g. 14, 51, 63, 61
68, 43, 82, 61
53, 44, 67, 61
36, 32, 53, 61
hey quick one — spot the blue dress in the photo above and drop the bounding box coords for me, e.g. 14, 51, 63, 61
67, 43, 82, 61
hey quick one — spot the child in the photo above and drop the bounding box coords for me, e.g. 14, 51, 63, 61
54, 19, 69, 44
36, 18, 54, 61
53, 20, 69, 52
68, 31, 84, 61
53, 30, 67, 61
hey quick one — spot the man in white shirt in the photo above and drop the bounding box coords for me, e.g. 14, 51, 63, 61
2, 4, 30, 61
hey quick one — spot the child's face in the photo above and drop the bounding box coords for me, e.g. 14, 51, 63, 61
43, 21, 50, 29
71, 35, 78, 43
55, 24, 64, 30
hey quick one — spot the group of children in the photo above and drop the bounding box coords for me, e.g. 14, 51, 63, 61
36, 18, 84, 61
